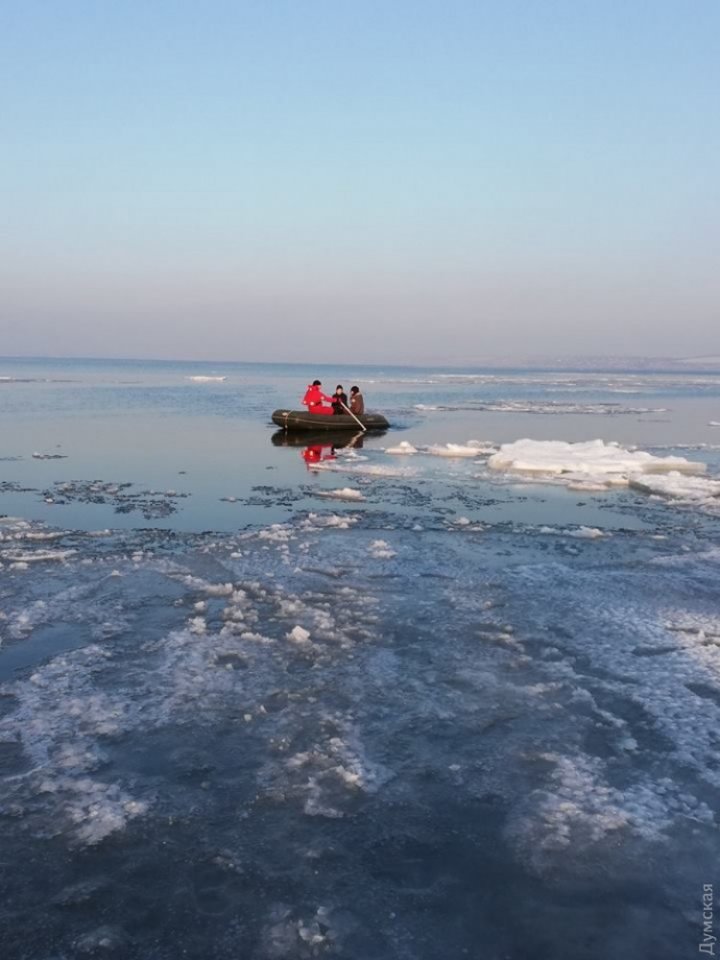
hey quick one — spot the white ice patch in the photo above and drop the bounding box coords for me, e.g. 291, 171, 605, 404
62, 779, 149, 845
629, 472, 720, 506
418, 400, 668, 416
538, 526, 606, 539
501, 549, 720, 867
333, 448, 367, 461
287, 625, 312, 646
368, 539, 396, 559
385, 441, 418, 455
426, 440, 493, 458
258, 524, 294, 543
314, 461, 415, 478
300, 513, 358, 530
489, 439, 706, 491
258, 906, 336, 956
0, 543, 382, 848
513, 751, 713, 860
0, 548, 76, 563
262, 722, 391, 818
449, 516, 484, 531
0, 528, 66, 543
316, 488, 365, 501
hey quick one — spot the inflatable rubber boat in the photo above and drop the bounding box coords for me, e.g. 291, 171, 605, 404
271, 409, 390, 432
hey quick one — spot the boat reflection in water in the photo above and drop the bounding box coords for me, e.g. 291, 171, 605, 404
301, 443, 337, 468
270, 429, 367, 470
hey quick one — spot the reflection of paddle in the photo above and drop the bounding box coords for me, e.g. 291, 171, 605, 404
340, 400, 366, 432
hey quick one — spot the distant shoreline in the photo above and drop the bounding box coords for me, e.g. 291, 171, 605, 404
2, 354, 720, 375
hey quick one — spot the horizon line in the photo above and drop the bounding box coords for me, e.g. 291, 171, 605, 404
2, 351, 720, 371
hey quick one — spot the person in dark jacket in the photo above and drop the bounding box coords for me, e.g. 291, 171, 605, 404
331, 385, 348, 415
349, 385, 364, 416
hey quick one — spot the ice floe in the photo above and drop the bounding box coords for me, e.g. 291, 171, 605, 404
316, 488, 366, 501
385, 441, 418, 455
537, 526, 606, 539
629, 472, 720, 505
300, 513, 358, 530
415, 400, 668, 416
488, 439, 706, 491
426, 441, 495, 458
0, 548, 77, 564
287, 625, 312, 646
368, 539, 396, 559
315, 461, 416, 478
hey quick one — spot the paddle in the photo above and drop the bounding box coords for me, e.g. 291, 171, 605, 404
340, 399, 367, 432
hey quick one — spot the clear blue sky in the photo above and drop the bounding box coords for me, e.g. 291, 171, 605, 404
2, 1, 718, 363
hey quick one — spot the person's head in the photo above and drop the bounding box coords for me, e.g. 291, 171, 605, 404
312, 379, 322, 386
335, 384, 343, 393
350, 385, 360, 395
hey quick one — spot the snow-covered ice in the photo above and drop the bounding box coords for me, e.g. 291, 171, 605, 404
316, 487, 366, 501
629, 472, 720, 505
489, 438, 706, 490
385, 441, 418, 455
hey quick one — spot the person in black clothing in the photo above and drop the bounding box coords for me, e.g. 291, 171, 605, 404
331, 384, 348, 415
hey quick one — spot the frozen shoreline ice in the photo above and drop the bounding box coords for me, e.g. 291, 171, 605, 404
1, 498, 719, 958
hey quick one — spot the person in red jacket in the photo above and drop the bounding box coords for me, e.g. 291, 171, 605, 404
302, 380, 334, 415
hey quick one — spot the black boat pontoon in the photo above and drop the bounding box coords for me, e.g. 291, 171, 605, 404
271, 409, 390, 432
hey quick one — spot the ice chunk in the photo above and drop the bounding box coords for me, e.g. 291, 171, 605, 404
258, 525, 293, 542
629, 472, 720, 504
368, 539, 396, 559
385, 441, 418, 455
489, 439, 705, 488
316, 488, 365, 501
0, 548, 76, 563
426, 440, 492, 458
180, 575, 235, 595
315, 461, 415, 478
66, 780, 148, 845
538, 525, 605, 539
301, 513, 358, 529
287, 625, 311, 646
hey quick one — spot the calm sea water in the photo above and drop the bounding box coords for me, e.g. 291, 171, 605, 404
3, 356, 720, 531
2, 357, 720, 959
